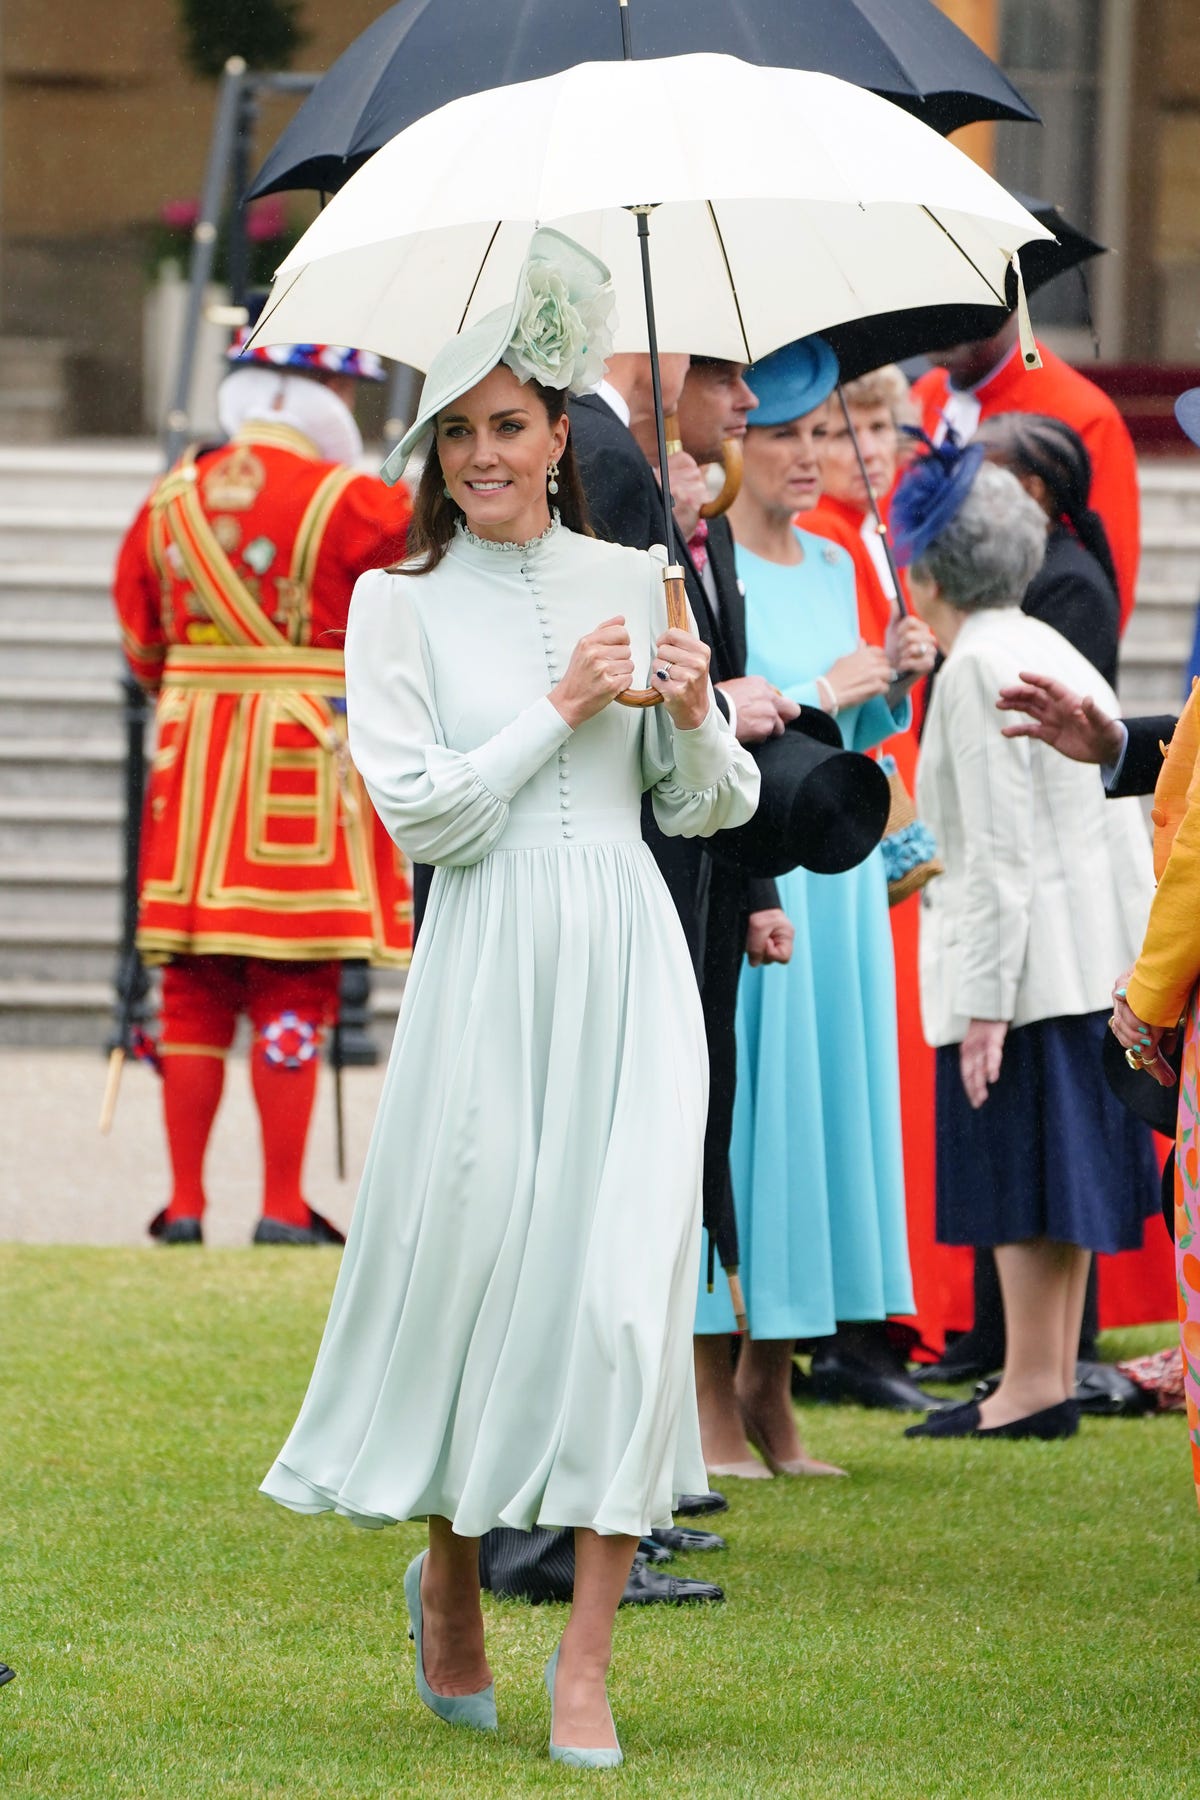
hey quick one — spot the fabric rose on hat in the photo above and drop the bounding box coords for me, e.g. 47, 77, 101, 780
503, 258, 615, 395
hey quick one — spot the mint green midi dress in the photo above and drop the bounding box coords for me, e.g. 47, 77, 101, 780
260, 522, 759, 1538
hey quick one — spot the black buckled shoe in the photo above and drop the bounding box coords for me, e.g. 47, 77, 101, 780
148, 1210, 203, 1245
673, 1490, 728, 1518
252, 1208, 346, 1246
620, 1562, 724, 1606
637, 1537, 674, 1565
650, 1526, 726, 1554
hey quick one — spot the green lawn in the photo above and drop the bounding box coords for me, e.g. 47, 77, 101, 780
0, 1247, 1191, 1799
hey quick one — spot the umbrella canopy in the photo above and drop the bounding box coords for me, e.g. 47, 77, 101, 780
248, 0, 1036, 200
251, 55, 1051, 373
824, 191, 1108, 380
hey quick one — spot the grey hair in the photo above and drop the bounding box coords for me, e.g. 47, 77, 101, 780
911, 460, 1047, 611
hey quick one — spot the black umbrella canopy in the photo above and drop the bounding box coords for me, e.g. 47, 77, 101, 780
248, 0, 1037, 199
823, 192, 1108, 382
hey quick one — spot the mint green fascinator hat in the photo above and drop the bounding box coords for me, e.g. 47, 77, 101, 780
380, 227, 616, 485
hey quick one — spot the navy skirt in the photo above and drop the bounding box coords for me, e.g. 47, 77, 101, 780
935, 1011, 1160, 1254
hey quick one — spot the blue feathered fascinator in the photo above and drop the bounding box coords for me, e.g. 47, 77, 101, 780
890, 428, 986, 568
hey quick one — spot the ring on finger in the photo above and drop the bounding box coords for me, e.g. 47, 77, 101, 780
655, 662, 672, 681
1124, 1047, 1144, 1070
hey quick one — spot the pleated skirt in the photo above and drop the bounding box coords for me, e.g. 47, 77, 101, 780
261, 841, 709, 1538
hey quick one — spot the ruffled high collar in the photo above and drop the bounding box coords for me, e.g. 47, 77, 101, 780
454, 513, 561, 559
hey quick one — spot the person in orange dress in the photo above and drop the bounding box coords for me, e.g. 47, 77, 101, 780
913, 319, 1140, 631
112, 335, 413, 1244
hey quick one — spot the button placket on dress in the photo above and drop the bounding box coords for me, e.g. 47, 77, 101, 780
522, 555, 572, 840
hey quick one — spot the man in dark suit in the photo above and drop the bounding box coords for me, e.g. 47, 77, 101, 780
995, 671, 1176, 797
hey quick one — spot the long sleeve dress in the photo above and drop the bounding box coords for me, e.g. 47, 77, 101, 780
694, 530, 915, 1339
260, 519, 759, 1538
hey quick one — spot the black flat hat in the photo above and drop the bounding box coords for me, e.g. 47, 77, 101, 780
1100, 1028, 1180, 1139
707, 708, 891, 878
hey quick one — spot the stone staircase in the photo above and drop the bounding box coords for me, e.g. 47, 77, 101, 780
0, 443, 1197, 1046
0, 443, 406, 1047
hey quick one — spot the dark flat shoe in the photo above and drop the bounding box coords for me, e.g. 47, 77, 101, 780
674, 1490, 727, 1517
0, 1663, 14, 1687
650, 1525, 726, 1554
252, 1208, 346, 1246
148, 1210, 203, 1245
906, 1398, 1080, 1441
636, 1537, 674, 1565
914, 1353, 999, 1385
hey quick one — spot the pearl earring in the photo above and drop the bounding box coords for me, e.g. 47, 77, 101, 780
547, 460, 560, 496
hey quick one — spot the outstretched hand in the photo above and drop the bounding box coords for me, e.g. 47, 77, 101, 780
996, 670, 1124, 766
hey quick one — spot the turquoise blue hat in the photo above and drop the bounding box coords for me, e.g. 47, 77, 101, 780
745, 335, 839, 426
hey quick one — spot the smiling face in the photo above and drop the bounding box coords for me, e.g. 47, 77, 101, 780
820, 402, 898, 510
435, 362, 569, 543
741, 400, 830, 520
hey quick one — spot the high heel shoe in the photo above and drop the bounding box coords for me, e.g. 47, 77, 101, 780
545, 1642, 623, 1769
740, 1415, 848, 1478
403, 1551, 497, 1732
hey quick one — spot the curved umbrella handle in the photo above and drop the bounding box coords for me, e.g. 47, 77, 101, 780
699, 434, 743, 519
616, 564, 689, 708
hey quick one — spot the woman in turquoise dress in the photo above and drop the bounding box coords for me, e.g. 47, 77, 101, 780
694, 337, 937, 1477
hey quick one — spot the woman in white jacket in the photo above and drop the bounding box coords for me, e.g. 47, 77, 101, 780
893, 441, 1159, 1442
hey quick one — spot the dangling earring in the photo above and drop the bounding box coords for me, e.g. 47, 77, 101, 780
547, 460, 560, 496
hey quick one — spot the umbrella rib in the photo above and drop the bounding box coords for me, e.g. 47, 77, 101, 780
704, 202, 751, 365
456, 223, 503, 334
242, 268, 303, 351
919, 206, 1006, 307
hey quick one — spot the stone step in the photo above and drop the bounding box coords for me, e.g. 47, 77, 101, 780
0, 443, 159, 514
0, 862, 123, 926
0, 677, 123, 736
0, 739, 128, 801
0, 797, 124, 860
0, 564, 115, 624
0, 619, 123, 680
0, 919, 119, 985
0, 507, 129, 567
0, 979, 114, 1049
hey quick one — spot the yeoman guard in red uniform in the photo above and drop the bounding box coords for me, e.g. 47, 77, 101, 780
113, 334, 413, 1244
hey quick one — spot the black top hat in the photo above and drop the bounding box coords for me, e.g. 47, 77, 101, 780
706, 708, 891, 879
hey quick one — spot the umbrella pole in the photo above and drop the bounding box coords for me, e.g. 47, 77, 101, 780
632, 208, 680, 564
618, 0, 633, 59
835, 385, 907, 620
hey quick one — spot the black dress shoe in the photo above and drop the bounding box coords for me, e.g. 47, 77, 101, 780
914, 1351, 999, 1384
252, 1208, 346, 1246
673, 1490, 728, 1517
906, 1398, 1080, 1440
0, 1662, 15, 1687
810, 1348, 954, 1414
620, 1562, 724, 1606
148, 1210, 203, 1245
650, 1526, 726, 1554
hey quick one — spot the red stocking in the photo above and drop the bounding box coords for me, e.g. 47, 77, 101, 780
250, 1040, 320, 1227
162, 1053, 225, 1222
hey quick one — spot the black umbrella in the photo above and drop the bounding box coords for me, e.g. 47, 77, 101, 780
824, 193, 1107, 382
248, 0, 1036, 199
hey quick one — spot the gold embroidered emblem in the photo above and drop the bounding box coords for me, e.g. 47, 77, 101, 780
212, 514, 242, 553
185, 621, 223, 644
202, 446, 266, 512
273, 576, 308, 646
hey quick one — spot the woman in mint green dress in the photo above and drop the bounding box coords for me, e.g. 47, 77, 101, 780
694, 337, 936, 1477
259, 235, 758, 1767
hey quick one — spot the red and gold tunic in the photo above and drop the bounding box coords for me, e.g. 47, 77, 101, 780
113, 421, 414, 965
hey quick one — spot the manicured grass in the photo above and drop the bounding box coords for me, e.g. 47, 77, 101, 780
0, 1247, 1190, 1798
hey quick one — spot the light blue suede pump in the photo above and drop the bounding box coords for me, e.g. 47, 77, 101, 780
544, 1642, 623, 1769
403, 1550, 497, 1732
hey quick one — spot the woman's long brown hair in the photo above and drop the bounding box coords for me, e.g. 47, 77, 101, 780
401, 379, 592, 574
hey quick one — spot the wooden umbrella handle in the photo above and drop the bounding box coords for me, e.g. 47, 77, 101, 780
700, 434, 743, 519
616, 566, 689, 708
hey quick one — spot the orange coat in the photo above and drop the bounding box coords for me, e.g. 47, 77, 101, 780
113, 422, 414, 965
913, 343, 1141, 630
1127, 683, 1200, 1028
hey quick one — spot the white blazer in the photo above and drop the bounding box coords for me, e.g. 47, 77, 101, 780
916, 608, 1153, 1049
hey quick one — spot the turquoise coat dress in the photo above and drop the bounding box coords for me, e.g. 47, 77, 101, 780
695, 529, 916, 1339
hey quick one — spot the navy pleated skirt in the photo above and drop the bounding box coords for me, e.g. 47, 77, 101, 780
935, 1010, 1160, 1254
